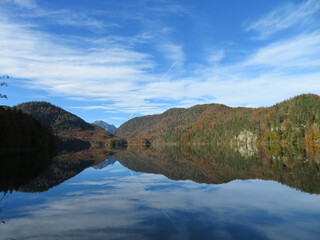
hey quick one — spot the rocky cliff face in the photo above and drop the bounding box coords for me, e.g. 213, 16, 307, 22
231, 130, 258, 157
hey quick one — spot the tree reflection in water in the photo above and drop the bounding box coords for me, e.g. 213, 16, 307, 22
115, 144, 320, 194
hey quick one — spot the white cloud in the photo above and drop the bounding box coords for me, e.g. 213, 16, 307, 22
0, 15, 158, 102
1, 169, 320, 240
70, 106, 115, 111
3, 10, 318, 114
246, 0, 320, 39
135, 29, 320, 108
207, 50, 224, 63
1, 0, 37, 9
245, 31, 320, 68
70, 100, 170, 116
158, 42, 186, 67
55, 13, 112, 32
42, 10, 120, 32
110, 116, 127, 120
0, 1, 319, 118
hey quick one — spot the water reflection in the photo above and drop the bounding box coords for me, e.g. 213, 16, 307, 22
93, 157, 117, 170
19, 148, 119, 193
0, 148, 120, 194
0, 145, 319, 239
1, 161, 320, 240
0, 150, 54, 193
3, 143, 318, 195
115, 145, 320, 194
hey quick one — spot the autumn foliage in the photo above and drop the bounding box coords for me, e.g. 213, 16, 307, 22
116, 94, 320, 147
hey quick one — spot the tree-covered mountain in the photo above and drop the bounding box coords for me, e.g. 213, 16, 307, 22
15, 101, 117, 148
15, 102, 96, 132
115, 94, 320, 147
92, 120, 117, 133
0, 106, 55, 150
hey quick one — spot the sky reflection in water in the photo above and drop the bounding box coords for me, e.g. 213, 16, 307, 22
1, 160, 320, 240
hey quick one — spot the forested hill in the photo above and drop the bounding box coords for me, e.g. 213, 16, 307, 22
16, 102, 94, 132
115, 94, 320, 146
0, 106, 55, 149
115, 104, 230, 138
15, 102, 116, 147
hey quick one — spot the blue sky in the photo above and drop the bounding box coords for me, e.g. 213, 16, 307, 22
0, 0, 319, 126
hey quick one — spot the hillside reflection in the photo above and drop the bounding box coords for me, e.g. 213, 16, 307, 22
0, 148, 120, 193
1, 144, 319, 195
20, 148, 121, 193
1, 145, 320, 240
115, 144, 320, 194
0, 150, 54, 193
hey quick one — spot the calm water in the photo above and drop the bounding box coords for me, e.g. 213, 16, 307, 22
1, 147, 320, 240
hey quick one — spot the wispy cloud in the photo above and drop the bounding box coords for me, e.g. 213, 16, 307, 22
110, 116, 128, 121
2, 168, 320, 240
1, 1, 119, 33
158, 43, 185, 67
0, 0, 319, 119
244, 31, 320, 69
138, 29, 320, 107
207, 50, 225, 63
2, 9, 319, 114
0, 14, 156, 96
70, 100, 170, 115
54, 12, 118, 32
1, 0, 38, 9
0, 1, 193, 116
246, 0, 320, 39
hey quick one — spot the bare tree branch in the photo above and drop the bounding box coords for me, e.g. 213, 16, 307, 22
0, 75, 9, 99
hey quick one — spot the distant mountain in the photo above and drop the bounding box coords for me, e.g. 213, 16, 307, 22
15, 102, 116, 148
115, 94, 320, 146
92, 120, 117, 133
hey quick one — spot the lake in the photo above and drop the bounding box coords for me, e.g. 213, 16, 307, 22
0, 146, 320, 240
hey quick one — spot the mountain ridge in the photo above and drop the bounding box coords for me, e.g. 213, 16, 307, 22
15, 101, 117, 149
115, 94, 320, 146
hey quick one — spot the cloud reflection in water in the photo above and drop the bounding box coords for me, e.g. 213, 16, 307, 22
1, 161, 320, 240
